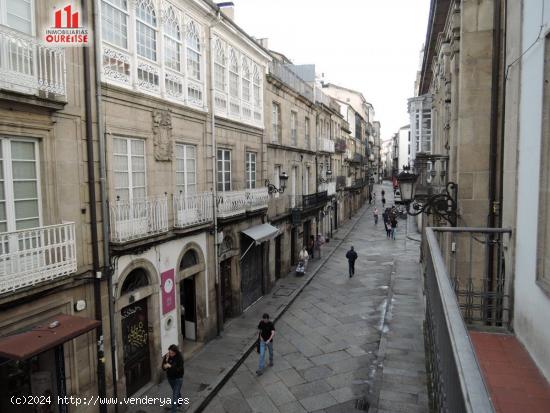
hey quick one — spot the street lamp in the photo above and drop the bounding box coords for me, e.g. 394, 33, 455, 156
318, 169, 332, 184
265, 171, 288, 194
396, 170, 458, 226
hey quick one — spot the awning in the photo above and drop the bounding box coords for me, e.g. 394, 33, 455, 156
242, 223, 279, 245
0, 314, 100, 360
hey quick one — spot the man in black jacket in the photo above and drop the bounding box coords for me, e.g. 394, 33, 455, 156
162, 344, 184, 412
346, 246, 358, 278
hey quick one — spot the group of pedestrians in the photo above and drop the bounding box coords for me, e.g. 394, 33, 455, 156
371, 188, 398, 240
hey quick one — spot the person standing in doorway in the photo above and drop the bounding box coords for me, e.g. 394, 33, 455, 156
346, 246, 358, 278
162, 344, 184, 412
256, 313, 275, 375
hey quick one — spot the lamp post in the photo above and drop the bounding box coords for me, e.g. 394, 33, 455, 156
318, 169, 332, 184
396, 170, 458, 227
265, 171, 289, 194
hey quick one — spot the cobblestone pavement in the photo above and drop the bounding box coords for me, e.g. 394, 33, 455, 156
208, 183, 428, 413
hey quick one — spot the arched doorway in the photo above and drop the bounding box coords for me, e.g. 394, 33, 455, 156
120, 268, 151, 396
179, 249, 200, 341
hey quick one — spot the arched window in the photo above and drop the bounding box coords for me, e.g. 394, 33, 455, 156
163, 7, 181, 72
136, 0, 157, 61
241, 57, 250, 102
213, 38, 226, 91
186, 20, 201, 80
229, 49, 239, 98
121, 268, 149, 295
101, 0, 128, 49
180, 249, 199, 270
253, 64, 261, 107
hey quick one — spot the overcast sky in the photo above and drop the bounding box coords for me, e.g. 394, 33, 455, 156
232, 0, 430, 140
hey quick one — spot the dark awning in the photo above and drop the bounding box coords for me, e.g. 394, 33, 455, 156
0, 314, 100, 360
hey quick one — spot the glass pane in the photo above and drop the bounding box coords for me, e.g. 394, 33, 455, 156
0, 222, 6, 233
217, 171, 223, 183
132, 172, 145, 187
133, 187, 146, 199
113, 138, 127, 154
224, 181, 230, 191
14, 200, 39, 219
12, 161, 36, 179
16, 218, 39, 230
131, 156, 145, 172
0, 161, 3, 179
0, 183, 3, 200
114, 171, 129, 188
224, 172, 230, 183
175, 144, 184, 158
186, 145, 195, 159
115, 188, 129, 201
187, 172, 196, 185
11, 141, 34, 160
13, 181, 37, 199
176, 159, 185, 171
7, 0, 32, 34
176, 172, 185, 187
131, 140, 145, 155
0, 202, 5, 220
186, 159, 195, 173
114, 155, 128, 171
187, 184, 196, 194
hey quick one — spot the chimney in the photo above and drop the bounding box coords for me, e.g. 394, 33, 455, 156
256, 38, 269, 49
217, 2, 235, 21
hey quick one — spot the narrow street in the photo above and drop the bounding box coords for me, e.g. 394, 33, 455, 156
207, 183, 428, 413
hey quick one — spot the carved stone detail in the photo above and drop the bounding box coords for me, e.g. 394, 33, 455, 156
152, 110, 173, 161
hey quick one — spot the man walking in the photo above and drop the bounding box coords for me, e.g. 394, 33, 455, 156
256, 313, 275, 375
346, 246, 358, 278
162, 344, 184, 412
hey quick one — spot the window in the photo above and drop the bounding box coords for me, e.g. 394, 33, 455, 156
229, 49, 239, 98
135, 0, 157, 61
101, 0, 127, 49
2, 0, 33, 35
305, 117, 310, 149
175, 143, 196, 196
537, 34, 550, 292
0, 138, 40, 233
245, 152, 256, 189
186, 20, 201, 80
217, 149, 231, 191
253, 65, 261, 107
242, 57, 251, 102
305, 166, 310, 195
163, 7, 180, 72
290, 111, 297, 146
112, 137, 146, 201
272, 102, 280, 143
214, 38, 226, 91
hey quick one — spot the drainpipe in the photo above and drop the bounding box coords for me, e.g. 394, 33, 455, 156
91, 0, 118, 408
208, 11, 223, 335
487, 0, 502, 322
83, 2, 107, 410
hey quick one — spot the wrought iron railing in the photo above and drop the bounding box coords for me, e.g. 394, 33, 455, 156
319, 138, 335, 153
110, 195, 169, 242
302, 191, 328, 209
0, 222, 77, 294
268, 61, 314, 101
0, 27, 67, 97
173, 192, 213, 228
217, 190, 247, 218
246, 187, 269, 211
336, 175, 346, 189
334, 138, 347, 153
423, 226, 511, 412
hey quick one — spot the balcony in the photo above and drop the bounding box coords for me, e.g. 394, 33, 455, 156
174, 192, 213, 229
0, 27, 67, 99
336, 175, 346, 190
110, 195, 169, 243
246, 188, 269, 211
334, 138, 347, 153
315, 86, 332, 107
216, 190, 248, 219
423, 227, 514, 412
302, 191, 328, 209
268, 61, 314, 101
350, 153, 364, 164
326, 181, 336, 196
319, 138, 335, 153
345, 149, 352, 160
0, 223, 77, 295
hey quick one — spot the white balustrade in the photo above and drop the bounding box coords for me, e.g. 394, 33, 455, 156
0, 222, 77, 294
217, 191, 247, 218
110, 195, 169, 243
327, 181, 336, 196
174, 192, 213, 228
321, 138, 335, 153
0, 27, 66, 97
246, 188, 269, 211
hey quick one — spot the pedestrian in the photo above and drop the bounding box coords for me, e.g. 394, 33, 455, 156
391, 216, 398, 240
373, 207, 379, 225
162, 344, 184, 412
381, 189, 385, 197
381, 197, 386, 209
372, 192, 376, 204
315, 234, 324, 259
368, 192, 372, 204
308, 235, 315, 259
299, 246, 309, 271
346, 246, 358, 278
256, 313, 275, 375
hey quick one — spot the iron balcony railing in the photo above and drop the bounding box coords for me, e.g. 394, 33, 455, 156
423, 226, 512, 413
217, 190, 247, 218
268, 61, 314, 101
174, 191, 213, 229
246, 187, 269, 211
110, 195, 169, 243
334, 138, 347, 153
302, 191, 328, 209
0, 26, 67, 97
0, 222, 77, 294
350, 153, 364, 164
336, 175, 346, 189
319, 137, 335, 153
